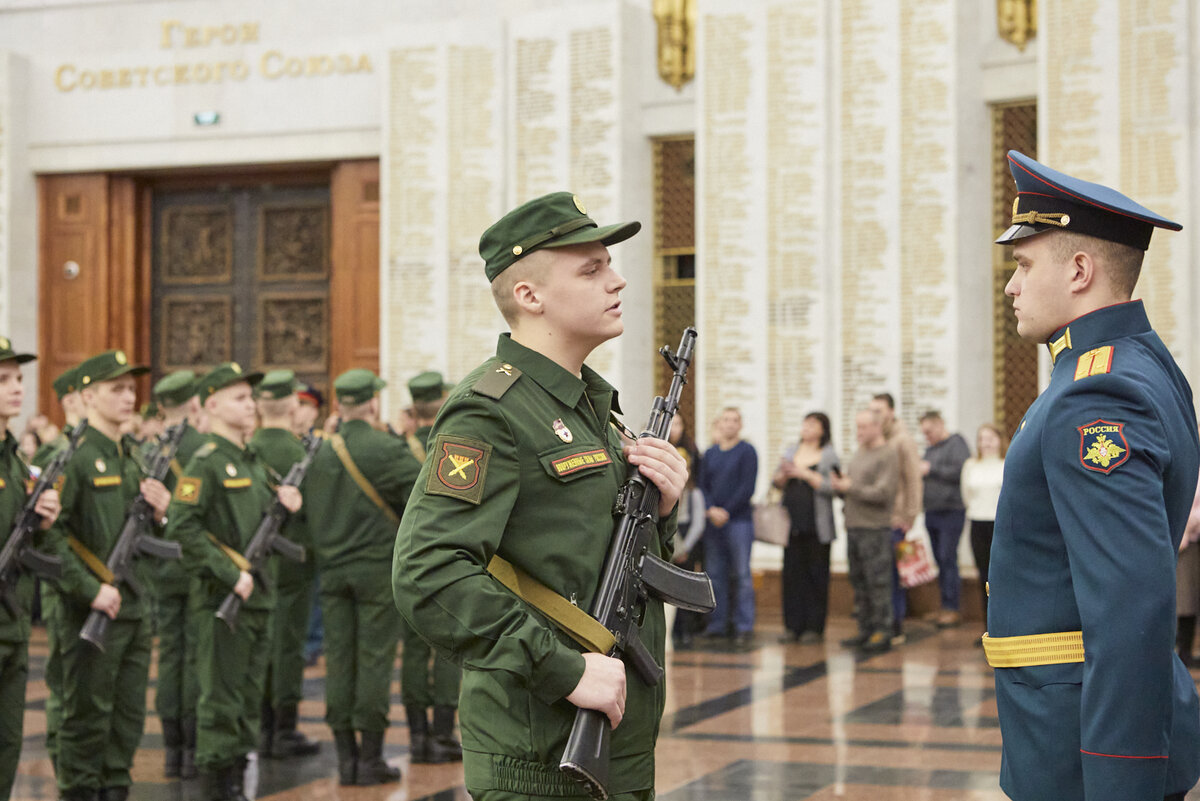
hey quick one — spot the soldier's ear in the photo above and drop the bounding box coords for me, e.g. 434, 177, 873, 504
511, 279, 544, 316
1066, 250, 1098, 296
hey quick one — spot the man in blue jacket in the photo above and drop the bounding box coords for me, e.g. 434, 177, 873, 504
988, 150, 1200, 801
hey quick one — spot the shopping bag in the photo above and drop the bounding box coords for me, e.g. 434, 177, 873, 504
895, 534, 939, 588
753, 501, 790, 545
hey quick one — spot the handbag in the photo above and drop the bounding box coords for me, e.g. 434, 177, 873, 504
752, 491, 791, 545
895, 532, 939, 589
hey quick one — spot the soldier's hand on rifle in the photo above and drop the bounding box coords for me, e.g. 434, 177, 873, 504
33, 488, 61, 529
140, 478, 171, 524
277, 485, 302, 513
623, 437, 688, 517
233, 570, 254, 601
91, 583, 121, 619
565, 652, 627, 730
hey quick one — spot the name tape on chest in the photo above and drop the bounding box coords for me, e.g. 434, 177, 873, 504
550, 449, 612, 477
426, 434, 491, 505
223, 477, 253, 489
0, 478, 5, 491
92, 475, 123, 488
1077, 419, 1130, 474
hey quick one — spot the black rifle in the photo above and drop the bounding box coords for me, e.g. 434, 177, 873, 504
0, 419, 88, 616
79, 422, 187, 650
560, 327, 715, 799
215, 433, 319, 631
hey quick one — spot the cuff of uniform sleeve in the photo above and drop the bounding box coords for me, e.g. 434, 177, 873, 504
214, 560, 242, 590
530, 646, 586, 705
1081, 749, 1168, 801
77, 574, 102, 607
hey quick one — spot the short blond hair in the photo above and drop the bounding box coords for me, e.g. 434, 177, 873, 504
1052, 231, 1144, 297
491, 250, 553, 325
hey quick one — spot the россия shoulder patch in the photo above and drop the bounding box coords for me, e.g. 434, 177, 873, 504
1077, 419, 1129, 474
426, 434, 492, 505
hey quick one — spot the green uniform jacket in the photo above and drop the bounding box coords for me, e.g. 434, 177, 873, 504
31, 432, 67, 470
166, 435, 274, 611
0, 432, 36, 642
307, 419, 419, 572
393, 335, 676, 796
152, 423, 209, 589
47, 426, 148, 619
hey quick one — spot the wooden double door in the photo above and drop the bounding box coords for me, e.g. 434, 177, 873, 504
152, 184, 331, 398
38, 161, 382, 420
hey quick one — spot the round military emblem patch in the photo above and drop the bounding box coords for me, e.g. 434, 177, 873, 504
226, 463, 238, 477
553, 418, 573, 443
1077, 419, 1129, 475
94, 458, 106, 473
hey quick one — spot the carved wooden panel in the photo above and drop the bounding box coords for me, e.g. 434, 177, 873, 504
160, 295, 232, 371
161, 205, 233, 285
257, 202, 330, 281
258, 292, 328, 372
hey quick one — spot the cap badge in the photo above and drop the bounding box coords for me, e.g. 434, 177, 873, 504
226, 463, 238, 477
231, 362, 242, 374
0, 337, 9, 350
573, 195, 587, 214
95, 459, 106, 473
115, 351, 127, 365
512, 245, 523, 256
553, 419, 573, 443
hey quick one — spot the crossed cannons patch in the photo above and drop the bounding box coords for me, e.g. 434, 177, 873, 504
426, 434, 492, 505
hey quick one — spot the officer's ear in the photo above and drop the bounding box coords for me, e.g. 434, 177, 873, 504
511, 278, 544, 316
1065, 249, 1099, 296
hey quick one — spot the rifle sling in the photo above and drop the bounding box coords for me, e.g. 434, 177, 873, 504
486, 554, 616, 655
169, 458, 183, 481
330, 434, 400, 525
207, 533, 252, 572
67, 536, 115, 585
406, 433, 426, 464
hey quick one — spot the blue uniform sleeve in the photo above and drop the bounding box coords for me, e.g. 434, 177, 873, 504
1041, 373, 1175, 800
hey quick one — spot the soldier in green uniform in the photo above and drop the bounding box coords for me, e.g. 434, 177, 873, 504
0, 337, 62, 800
392, 192, 688, 801
147, 370, 208, 779
251, 369, 320, 760
399, 370, 463, 764
33, 364, 81, 776
305, 368, 419, 785
165, 363, 301, 801
32, 366, 85, 469
47, 350, 172, 801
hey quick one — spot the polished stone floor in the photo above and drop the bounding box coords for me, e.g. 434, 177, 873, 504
11, 619, 1200, 800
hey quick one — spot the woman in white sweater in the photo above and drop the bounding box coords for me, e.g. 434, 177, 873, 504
960, 423, 1006, 628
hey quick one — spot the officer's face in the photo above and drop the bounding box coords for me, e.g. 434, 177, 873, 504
1005, 234, 1074, 342
0, 361, 24, 419
536, 242, 627, 347
84, 375, 137, 426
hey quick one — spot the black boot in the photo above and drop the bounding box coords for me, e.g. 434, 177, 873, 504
180, 716, 198, 780
59, 790, 98, 801
270, 704, 320, 758
230, 756, 249, 801
355, 729, 401, 785
405, 705, 430, 764
98, 788, 129, 801
333, 729, 358, 786
200, 767, 231, 801
1179, 615, 1197, 667
427, 705, 463, 763
162, 716, 183, 778
258, 701, 275, 758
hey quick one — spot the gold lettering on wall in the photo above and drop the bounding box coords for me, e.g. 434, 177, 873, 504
53, 20, 372, 93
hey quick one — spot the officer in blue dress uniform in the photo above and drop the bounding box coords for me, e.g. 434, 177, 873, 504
987, 150, 1200, 801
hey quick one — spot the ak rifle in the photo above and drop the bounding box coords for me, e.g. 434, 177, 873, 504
0, 419, 88, 616
215, 433, 319, 631
79, 421, 187, 650
559, 327, 714, 800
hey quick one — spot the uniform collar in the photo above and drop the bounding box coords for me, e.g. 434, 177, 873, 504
340, 419, 372, 433
251, 426, 300, 445
211, 433, 250, 459
1046, 300, 1151, 366
3, 430, 18, 457
495, 334, 621, 412
84, 423, 124, 458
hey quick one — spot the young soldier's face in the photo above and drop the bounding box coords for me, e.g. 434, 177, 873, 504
207, 381, 257, 433
0, 362, 24, 419
84, 375, 138, 426
536, 242, 627, 347
1005, 233, 1074, 343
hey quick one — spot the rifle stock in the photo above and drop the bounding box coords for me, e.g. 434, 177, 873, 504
215, 434, 319, 632
559, 327, 713, 800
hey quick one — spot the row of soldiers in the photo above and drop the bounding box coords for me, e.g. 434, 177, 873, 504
0, 338, 463, 801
